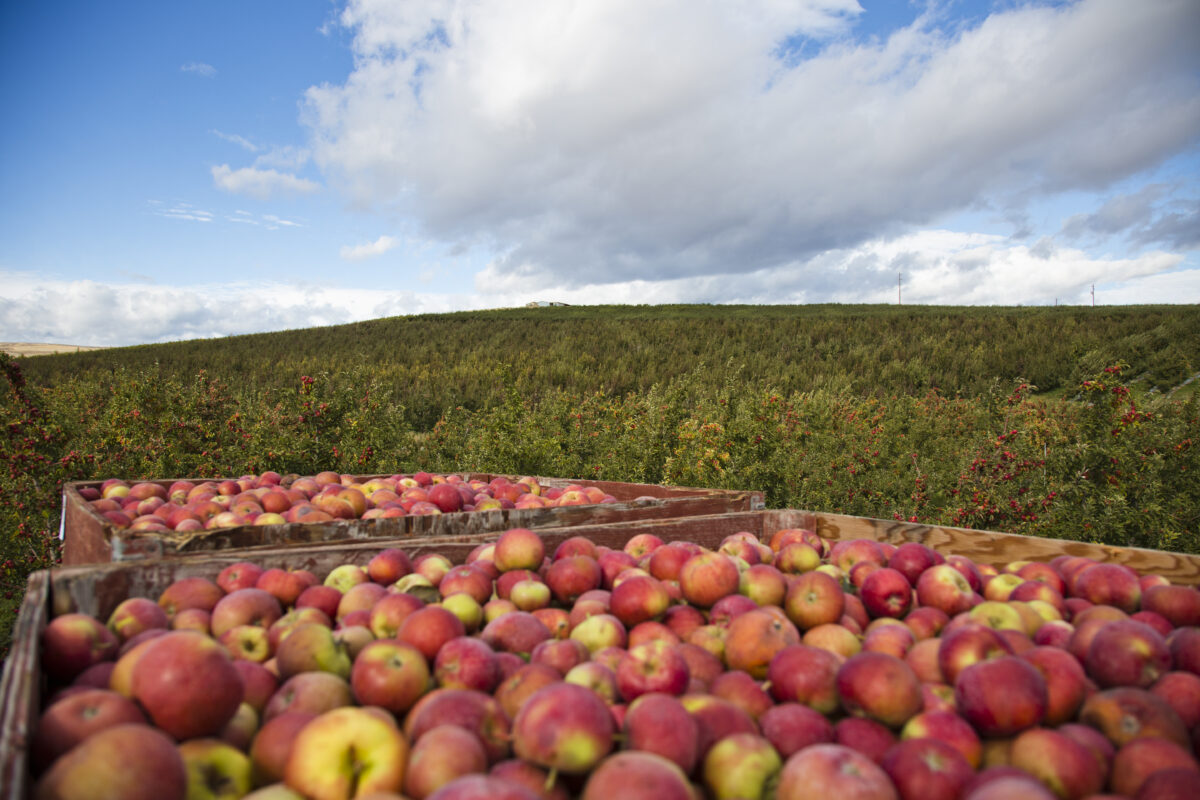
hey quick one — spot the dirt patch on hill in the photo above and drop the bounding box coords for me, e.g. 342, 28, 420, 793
0, 342, 107, 358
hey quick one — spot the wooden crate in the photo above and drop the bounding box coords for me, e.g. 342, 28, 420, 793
7, 508, 1200, 796
61, 473, 765, 565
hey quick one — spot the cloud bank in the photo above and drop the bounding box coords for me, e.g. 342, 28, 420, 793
300, 0, 1200, 296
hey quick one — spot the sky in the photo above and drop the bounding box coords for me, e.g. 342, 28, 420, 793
1, 0, 1198, 348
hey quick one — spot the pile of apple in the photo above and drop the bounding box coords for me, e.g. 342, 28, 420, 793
34, 526, 1200, 800
81, 472, 622, 532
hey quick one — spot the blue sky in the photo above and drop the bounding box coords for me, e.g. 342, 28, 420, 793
2, 0, 1197, 347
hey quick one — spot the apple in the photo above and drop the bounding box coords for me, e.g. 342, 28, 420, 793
335, 582, 386, 620
679, 551, 740, 608
570, 613, 628, 654
262, 672, 354, 721
275, 622, 351, 680
775, 542, 823, 574
860, 568, 914, 619
546, 555, 603, 604
294, 585, 343, 621
218, 624, 272, 663
30, 688, 146, 773
900, 709, 981, 769
367, 548, 413, 585
834, 717, 896, 764
1071, 563, 1141, 613
724, 608, 801, 679
488, 760, 568, 800
1077, 686, 1190, 748
681, 694, 760, 761
1142, 584, 1200, 627
397, 605, 467, 662
512, 683, 615, 774
916, 564, 976, 618
349, 639, 430, 714
1150, 671, 1200, 729
784, 571, 845, 630
481, 611, 553, 659
937, 623, 1013, 684
211, 588, 284, 639
564, 661, 620, 705
710, 669, 773, 719
881, 737, 973, 800
435, 636, 501, 692
759, 702, 834, 758
767, 644, 842, 714
954, 656, 1048, 738
622, 692, 701, 773
256, 569, 318, 608
836, 651, 923, 728
616, 640, 690, 701
610, 575, 671, 627
33, 723, 188, 800
775, 743, 898, 800
530, 638, 590, 676
862, 623, 915, 660
250, 711, 317, 785
803, 622, 863, 660
702, 732, 783, 800
232, 659, 277, 712
284, 707, 407, 799
177, 738, 254, 800
106, 597, 169, 644
404, 688, 511, 764
1018, 645, 1087, 726
493, 528, 546, 572
648, 543, 694, 582
1007, 727, 1104, 800
1085, 618, 1170, 688
131, 631, 244, 741
40, 613, 119, 685
1108, 736, 1199, 797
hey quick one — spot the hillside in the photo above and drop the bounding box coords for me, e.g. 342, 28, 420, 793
17, 304, 1200, 430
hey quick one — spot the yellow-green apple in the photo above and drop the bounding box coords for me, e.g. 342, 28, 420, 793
218, 701, 259, 751
900, 709, 981, 769
496, 569, 541, 600
679, 551, 740, 608
1077, 686, 1190, 748
211, 588, 284, 638
404, 688, 511, 764
33, 723, 187, 800
351, 639, 430, 714
283, 707, 407, 799
513, 683, 615, 774
262, 672, 353, 722
40, 613, 119, 685
569, 613, 627, 653
268, 607, 333, 652
323, 564, 367, 594
784, 571, 845, 630
702, 732, 782, 800
580, 751, 695, 800
565, 660, 621, 705
404, 724, 489, 799
836, 651, 923, 728
1007, 727, 1104, 800
131, 631, 243, 740
275, 622, 351, 680
219, 624, 272, 663
1085, 619, 1170, 688
833, 716, 896, 764
508, 580, 550, 612
333, 625, 373, 661
954, 656, 1047, 737
775, 743, 898, 800
178, 738, 253, 800
30, 688, 146, 773
1108, 737, 1199, 797
983, 573, 1024, 602
881, 737, 973, 800
415, 554, 454, 587
774, 542, 822, 574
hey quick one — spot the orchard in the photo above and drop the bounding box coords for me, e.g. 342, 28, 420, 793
30, 522, 1200, 800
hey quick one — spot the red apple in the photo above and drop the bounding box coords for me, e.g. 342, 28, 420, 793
881, 737, 973, 800
33, 723, 187, 800
836, 651, 924, 728
785, 571, 845, 630
760, 702, 834, 758
617, 640, 690, 701
622, 692, 701, 773
679, 551, 740, 608
580, 751, 695, 800
775, 743, 898, 800
767, 644, 842, 714
40, 613, 120, 685
131, 631, 244, 740
954, 656, 1047, 738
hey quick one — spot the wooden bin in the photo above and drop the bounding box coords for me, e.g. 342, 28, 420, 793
7, 509, 1200, 796
61, 473, 765, 565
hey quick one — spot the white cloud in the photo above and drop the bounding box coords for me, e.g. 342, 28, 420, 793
211, 164, 321, 199
302, 0, 1200, 287
212, 130, 258, 152
181, 62, 216, 78
3, 235, 1193, 347
152, 203, 215, 223
340, 235, 398, 260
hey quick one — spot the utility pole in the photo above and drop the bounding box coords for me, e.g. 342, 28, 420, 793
898, 272, 902, 305
1091, 284, 1095, 307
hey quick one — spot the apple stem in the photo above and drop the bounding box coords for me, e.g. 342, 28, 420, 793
545, 766, 558, 792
